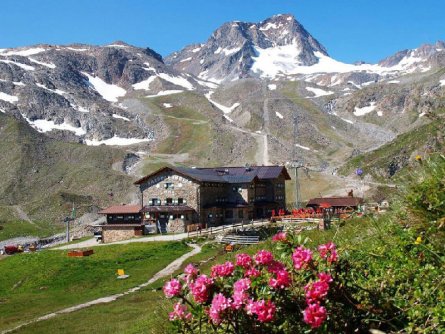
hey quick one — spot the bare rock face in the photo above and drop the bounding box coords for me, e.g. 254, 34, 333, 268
0, 42, 201, 143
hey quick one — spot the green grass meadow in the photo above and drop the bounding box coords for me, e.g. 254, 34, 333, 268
0, 241, 190, 332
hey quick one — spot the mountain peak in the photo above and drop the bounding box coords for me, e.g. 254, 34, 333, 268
165, 14, 328, 82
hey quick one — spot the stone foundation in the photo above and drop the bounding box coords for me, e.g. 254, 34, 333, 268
102, 225, 140, 243
167, 219, 187, 233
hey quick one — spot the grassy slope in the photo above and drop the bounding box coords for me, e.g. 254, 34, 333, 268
0, 241, 190, 332
0, 113, 135, 233
338, 119, 443, 179
8, 242, 222, 334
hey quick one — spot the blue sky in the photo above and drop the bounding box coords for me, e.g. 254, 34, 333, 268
0, 0, 444, 63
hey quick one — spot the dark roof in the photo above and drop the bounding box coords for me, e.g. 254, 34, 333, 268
142, 205, 195, 213
99, 205, 142, 215
134, 165, 291, 185
306, 197, 364, 207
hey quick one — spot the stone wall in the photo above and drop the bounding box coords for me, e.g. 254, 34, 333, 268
102, 226, 137, 243
139, 171, 200, 212
167, 219, 187, 233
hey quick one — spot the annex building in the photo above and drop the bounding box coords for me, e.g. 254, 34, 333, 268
99, 165, 290, 242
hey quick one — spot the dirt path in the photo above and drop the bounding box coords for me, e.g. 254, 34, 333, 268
227, 125, 269, 166
1, 243, 202, 334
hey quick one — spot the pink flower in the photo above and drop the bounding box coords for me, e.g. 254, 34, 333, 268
190, 274, 213, 303
184, 263, 198, 276
209, 293, 232, 324
305, 280, 330, 303
244, 267, 261, 278
184, 263, 199, 283
254, 250, 274, 265
272, 231, 287, 242
292, 246, 313, 270
163, 278, 182, 298
211, 261, 235, 278
234, 278, 251, 293
318, 272, 333, 284
232, 291, 249, 310
303, 303, 327, 328
269, 269, 291, 289
318, 242, 338, 264
249, 299, 276, 323
235, 253, 252, 269
169, 302, 192, 321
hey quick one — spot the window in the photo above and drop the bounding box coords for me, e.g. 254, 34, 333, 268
164, 182, 174, 189
166, 198, 173, 205
178, 198, 184, 205
238, 210, 244, 219
150, 198, 160, 206
225, 210, 233, 219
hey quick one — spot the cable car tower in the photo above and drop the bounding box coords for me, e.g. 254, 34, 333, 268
290, 109, 306, 209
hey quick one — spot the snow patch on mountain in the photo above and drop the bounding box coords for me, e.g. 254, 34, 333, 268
36, 83, 67, 96
275, 111, 284, 119
0, 92, 18, 103
132, 76, 157, 90
305, 86, 334, 97
268, 84, 277, 90
146, 90, 184, 98
85, 136, 151, 146
205, 92, 240, 114
26, 118, 86, 136
440, 79, 445, 87
0, 59, 35, 71
354, 102, 377, 116
0, 47, 46, 57
29, 58, 56, 69
157, 73, 194, 90
82, 72, 126, 102
112, 114, 130, 121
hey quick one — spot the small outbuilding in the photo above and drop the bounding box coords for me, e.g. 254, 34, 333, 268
306, 197, 364, 213
98, 205, 143, 243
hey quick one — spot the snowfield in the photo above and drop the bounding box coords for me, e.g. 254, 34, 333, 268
205, 92, 240, 114
0, 92, 18, 103
82, 72, 126, 102
25, 118, 86, 136
353, 102, 377, 116
85, 136, 152, 146
305, 86, 334, 97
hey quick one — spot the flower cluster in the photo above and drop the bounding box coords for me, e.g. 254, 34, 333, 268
169, 302, 192, 321
254, 250, 274, 265
292, 246, 313, 270
318, 242, 338, 264
164, 241, 339, 332
247, 299, 276, 323
302, 272, 333, 328
190, 274, 213, 303
272, 231, 287, 242
163, 278, 182, 298
209, 293, 232, 324
235, 253, 252, 268
211, 261, 235, 278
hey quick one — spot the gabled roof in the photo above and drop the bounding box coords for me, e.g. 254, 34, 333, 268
98, 205, 142, 215
306, 197, 364, 207
134, 165, 291, 185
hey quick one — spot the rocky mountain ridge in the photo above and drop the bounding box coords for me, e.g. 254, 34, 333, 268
0, 14, 443, 165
